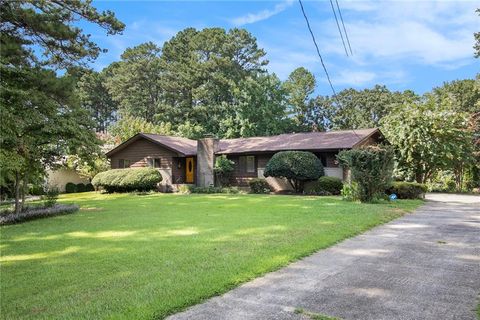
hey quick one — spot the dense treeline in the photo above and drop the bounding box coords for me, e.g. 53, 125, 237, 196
1, 1, 479, 212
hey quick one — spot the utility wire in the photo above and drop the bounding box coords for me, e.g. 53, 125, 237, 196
335, 0, 353, 55
298, 0, 361, 139
329, 0, 349, 56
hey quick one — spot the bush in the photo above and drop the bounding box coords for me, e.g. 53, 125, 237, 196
264, 151, 324, 193
304, 176, 343, 195
386, 182, 427, 199
76, 183, 86, 193
338, 146, 394, 202
85, 183, 95, 192
92, 168, 162, 193
0, 204, 79, 225
341, 182, 359, 201
65, 182, 77, 193
28, 184, 45, 196
214, 155, 235, 187
42, 187, 59, 207
249, 179, 271, 194
180, 185, 241, 194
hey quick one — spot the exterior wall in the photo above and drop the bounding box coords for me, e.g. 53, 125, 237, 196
227, 151, 344, 191
109, 139, 175, 187
46, 168, 90, 192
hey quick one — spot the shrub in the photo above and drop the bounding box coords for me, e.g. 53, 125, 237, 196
76, 183, 86, 193
338, 146, 394, 202
65, 182, 77, 193
0, 204, 79, 225
386, 182, 427, 199
304, 176, 343, 195
85, 183, 95, 192
28, 184, 45, 196
214, 155, 235, 187
341, 182, 360, 201
42, 187, 59, 207
249, 179, 271, 194
92, 168, 162, 193
183, 186, 241, 194
264, 151, 324, 193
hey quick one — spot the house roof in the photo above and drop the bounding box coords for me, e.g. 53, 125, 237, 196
106, 128, 381, 157
216, 128, 380, 154
105, 133, 197, 157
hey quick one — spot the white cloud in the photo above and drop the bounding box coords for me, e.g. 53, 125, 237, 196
230, 0, 294, 26
331, 70, 377, 86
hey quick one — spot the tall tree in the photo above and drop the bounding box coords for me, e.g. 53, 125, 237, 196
105, 42, 164, 123
381, 96, 474, 184
474, 9, 479, 58
0, 0, 124, 213
76, 68, 118, 132
282, 67, 316, 131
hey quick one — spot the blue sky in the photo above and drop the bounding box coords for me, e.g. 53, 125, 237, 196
85, 0, 479, 95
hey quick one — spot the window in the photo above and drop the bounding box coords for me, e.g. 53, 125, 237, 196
239, 155, 255, 173
118, 159, 130, 168
147, 158, 161, 168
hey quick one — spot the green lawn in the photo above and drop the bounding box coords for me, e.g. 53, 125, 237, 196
0, 192, 422, 319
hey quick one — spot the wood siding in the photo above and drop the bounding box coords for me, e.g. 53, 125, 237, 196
110, 139, 175, 170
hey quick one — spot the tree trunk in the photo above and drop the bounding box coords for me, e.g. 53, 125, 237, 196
21, 171, 28, 208
14, 172, 22, 214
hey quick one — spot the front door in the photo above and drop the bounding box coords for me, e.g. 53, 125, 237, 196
185, 157, 194, 183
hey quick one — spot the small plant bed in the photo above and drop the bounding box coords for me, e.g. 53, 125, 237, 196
0, 204, 79, 225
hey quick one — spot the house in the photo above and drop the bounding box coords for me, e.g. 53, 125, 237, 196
105, 128, 385, 191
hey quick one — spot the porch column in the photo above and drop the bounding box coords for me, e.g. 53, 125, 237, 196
197, 137, 218, 187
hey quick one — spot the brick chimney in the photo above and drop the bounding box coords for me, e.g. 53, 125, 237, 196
196, 137, 218, 187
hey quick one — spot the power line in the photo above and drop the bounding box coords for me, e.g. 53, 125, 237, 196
298, 0, 338, 100
335, 0, 353, 55
298, 0, 361, 139
329, 0, 349, 56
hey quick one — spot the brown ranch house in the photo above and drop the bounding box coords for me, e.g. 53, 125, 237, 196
105, 128, 385, 191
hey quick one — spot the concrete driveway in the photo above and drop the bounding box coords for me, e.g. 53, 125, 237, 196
168, 193, 480, 320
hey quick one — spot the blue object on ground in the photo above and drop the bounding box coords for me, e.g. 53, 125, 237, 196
389, 193, 398, 201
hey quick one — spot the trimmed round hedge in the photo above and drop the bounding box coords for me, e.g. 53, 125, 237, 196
264, 151, 324, 193
92, 168, 162, 193
76, 183, 86, 193
65, 182, 77, 193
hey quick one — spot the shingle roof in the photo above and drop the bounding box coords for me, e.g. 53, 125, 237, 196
216, 128, 379, 154
106, 128, 380, 157
105, 133, 197, 157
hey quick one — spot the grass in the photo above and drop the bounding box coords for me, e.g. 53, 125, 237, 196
0, 192, 422, 319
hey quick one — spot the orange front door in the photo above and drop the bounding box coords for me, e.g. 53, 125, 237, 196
185, 157, 194, 183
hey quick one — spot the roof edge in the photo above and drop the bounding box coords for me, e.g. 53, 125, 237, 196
105, 133, 188, 157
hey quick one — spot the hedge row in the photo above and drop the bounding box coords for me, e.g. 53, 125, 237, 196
0, 204, 79, 225
249, 179, 271, 194
304, 176, 343, 195
65, 183, 94, 193
178, 185, 240, 194
92, 168, 162, 193
386, 181, 427, 199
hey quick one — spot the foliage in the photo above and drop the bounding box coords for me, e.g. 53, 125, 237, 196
311, 85, 418, 131
304, 176, 343, 196
42, 187, 59, 207
386, 182, 427, 199
248, 179, 271, 194
0, 204, 79, 225
475, 9, 480, 58
341, 182, 360, 202
85, 183, 95, 192
381, 96, 475, 185
214, 155, 235, 187
108, 115, 172, 143
76, 183, 87, 193
338, 146, 394, 202
92, 168, 162, 193
65, 183, 77, 194
0, 192, 422, 319
0, 0, 124, 214
264, 151, 324, 193
180, 185, 241, 194
283, 67, 316, 131
28, 184, 45, 196
64, 154, 111, 180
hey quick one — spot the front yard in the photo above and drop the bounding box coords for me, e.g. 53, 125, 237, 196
0, 193, 422, 319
